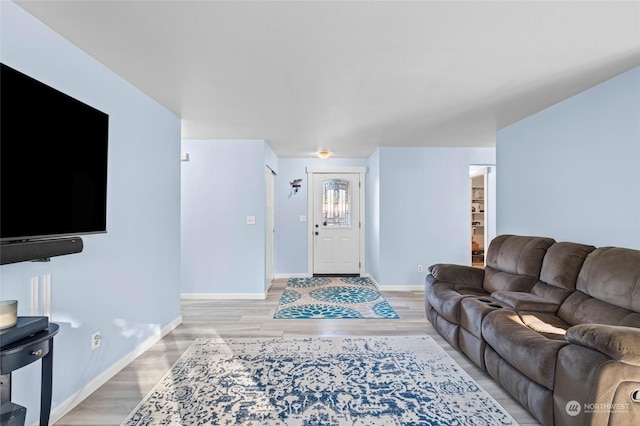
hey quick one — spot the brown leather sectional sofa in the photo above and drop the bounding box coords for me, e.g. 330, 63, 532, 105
425, 234, 640, 425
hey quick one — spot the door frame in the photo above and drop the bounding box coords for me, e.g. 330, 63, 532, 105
265, 166, 276, 290
469, 164, 496, 265
306, 166, 366, 277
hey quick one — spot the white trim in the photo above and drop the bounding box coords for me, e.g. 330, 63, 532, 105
364, 274, 424, 291
265, 167, 275, 293
180, 292, 266, 300
358, 172, 366, 274
47, 315, 183, 426
307, 172, 314, 274
364, 273, 380, 288
307, 168, 367, 276
469, 166, 489, 178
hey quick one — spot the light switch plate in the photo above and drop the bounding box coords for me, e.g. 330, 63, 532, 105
247, 216, 256, 225
300, 215, 307, 222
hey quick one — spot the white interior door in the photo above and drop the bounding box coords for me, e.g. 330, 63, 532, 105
313, 173, 360, 274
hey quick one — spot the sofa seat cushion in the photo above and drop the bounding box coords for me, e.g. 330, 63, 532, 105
483, 309, 568, 390
426, 281, 488, 324
518, 311, 570, 340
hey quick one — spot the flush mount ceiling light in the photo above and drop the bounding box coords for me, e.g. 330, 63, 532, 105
317, 150, 331, 159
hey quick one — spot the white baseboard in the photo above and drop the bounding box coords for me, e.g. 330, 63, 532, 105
274, 273, 311, 279
47, 315, 183, 426
181, 292, 266, 300
364, 273, 380, 288
363, 273, 424, 292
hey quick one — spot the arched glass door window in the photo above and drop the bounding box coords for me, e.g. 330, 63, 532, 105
321, 179, 351, 228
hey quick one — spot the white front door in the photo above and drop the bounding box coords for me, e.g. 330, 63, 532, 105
312, 173, 360, 274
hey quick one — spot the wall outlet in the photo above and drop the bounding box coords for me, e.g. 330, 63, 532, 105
91, 331, 101, 350
417, 265, 423, 273
247, 216, 256, 225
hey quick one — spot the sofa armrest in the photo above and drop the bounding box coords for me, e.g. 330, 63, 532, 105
428, 263, 485, 288
565, 324, 640, 366
492, 291, 559, 313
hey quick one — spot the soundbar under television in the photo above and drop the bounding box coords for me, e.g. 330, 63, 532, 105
0, 63, 109, 263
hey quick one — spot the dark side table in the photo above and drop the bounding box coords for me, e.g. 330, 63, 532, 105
1, 323, 59, 426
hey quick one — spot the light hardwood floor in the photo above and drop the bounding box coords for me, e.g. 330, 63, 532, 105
55, 279, 540, 425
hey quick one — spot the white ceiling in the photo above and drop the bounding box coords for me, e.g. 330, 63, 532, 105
15, 1, 640, 158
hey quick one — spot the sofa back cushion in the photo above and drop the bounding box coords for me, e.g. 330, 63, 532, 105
558, 291, 640, 327
558, 246, 640, 326
577, 247, 640, 312
529, 242, 596, 304
483, 235, 555, 293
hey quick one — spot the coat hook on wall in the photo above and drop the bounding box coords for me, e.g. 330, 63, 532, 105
290, 178, 302, 196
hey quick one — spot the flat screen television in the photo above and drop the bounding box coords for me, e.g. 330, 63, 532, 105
1, 63, 109, 243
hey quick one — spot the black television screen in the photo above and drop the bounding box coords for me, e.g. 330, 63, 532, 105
1, 63, 109, 242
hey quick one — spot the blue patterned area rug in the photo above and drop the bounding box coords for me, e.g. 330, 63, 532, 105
121, 337, 516, 425
273, 276, 399, 319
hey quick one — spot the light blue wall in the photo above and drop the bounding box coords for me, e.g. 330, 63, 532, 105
372, 147, 496, 286
275, 158, 368, 275
276, 148, 495, 286
274, 150, 495, 285
181, 139, 278, 296
0, 3, 181, 424
497, 67, 640, 249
